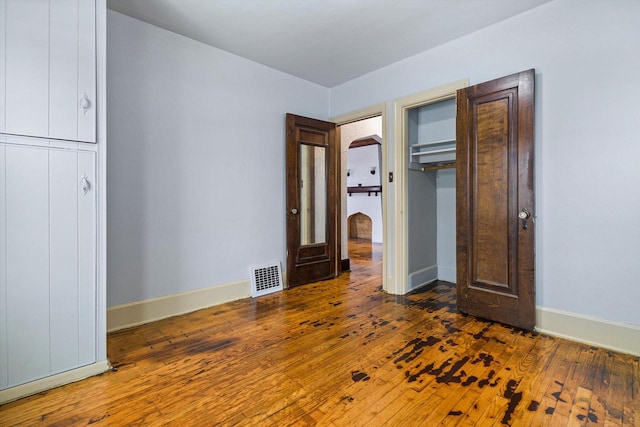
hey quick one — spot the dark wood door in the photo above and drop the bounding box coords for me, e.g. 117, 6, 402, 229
286, 114, 339, 287
456, 69, 535, 330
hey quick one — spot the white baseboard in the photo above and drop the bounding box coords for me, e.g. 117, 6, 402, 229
0, 360, 111, 405
107, 279, 251, 332
536, 307, 640, 356
437, 265, 456, 283
408, 264, 438, 291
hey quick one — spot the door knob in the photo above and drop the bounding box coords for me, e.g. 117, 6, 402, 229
291, 208, 298, 215
519, 208, 530, 230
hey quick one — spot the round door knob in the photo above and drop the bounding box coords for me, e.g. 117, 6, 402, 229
518, 209, 530, 219
291, 208, 298, 215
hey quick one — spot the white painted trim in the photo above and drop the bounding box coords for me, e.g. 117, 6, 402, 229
536, 307, 640, 356
96, 0, 108, 368
331, 103, 390, 292
0, 360, 110, 405
408, 264, 438, 291
331, 103, 386, 124
107, 279, 251, 332
392, 79, 469, 295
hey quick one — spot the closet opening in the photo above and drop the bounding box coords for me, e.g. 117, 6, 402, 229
407, 97, 457, 292
391, 79, 468, 297
394, 72, 535, 329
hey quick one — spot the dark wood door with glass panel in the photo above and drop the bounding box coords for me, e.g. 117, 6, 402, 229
456, 69, 535, 330
286, 114, 339, 287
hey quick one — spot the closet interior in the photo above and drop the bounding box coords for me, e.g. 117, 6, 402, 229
407, 96, 457, 290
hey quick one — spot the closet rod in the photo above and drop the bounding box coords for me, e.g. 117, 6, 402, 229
422, 163, 456, 172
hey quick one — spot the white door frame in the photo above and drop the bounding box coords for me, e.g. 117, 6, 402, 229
391, 79, 468, 295
330, 103, 389, 292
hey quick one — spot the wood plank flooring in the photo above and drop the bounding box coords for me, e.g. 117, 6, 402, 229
1, 239, 638, 425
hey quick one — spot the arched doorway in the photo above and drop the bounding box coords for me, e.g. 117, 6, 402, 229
348, 212, 372, 241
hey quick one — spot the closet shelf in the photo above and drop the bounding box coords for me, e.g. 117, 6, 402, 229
422, 163, 456, 171
411, 138, 456, 148
348, 185, 381, 196
410, 147, 456, 156
410, 139, 456, 166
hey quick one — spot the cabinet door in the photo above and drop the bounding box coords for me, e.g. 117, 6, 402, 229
1, 0, 96, 142
4, 0, 50, 138
0, 143, 96, 389
76, 0, 97, 143
50, 0, 96, 142
49, 150, 97, 373
3, 144, 50, 387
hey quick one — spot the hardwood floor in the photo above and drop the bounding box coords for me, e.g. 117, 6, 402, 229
1, 239, 638, 425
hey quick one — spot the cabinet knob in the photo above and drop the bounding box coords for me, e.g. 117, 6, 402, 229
81, 175, 91, 195
80, 93, 91, 114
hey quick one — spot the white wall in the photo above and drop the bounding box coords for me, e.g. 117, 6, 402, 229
330, 0, 640, 327
107, 11, 328, 306
436, 169, 456, 283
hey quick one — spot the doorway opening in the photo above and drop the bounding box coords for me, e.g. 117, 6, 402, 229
348, 212, 372, 240
392, 80, 468, 296
406, 96, 457, 291
392, 72, 535, 330
347, 212, 381, 266
286, 105, 387, 290
338, 115, 383, 275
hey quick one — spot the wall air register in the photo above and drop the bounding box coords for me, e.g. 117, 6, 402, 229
250, 263, 284, 297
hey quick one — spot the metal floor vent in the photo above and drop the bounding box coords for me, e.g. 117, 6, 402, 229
250, 263, 283, 297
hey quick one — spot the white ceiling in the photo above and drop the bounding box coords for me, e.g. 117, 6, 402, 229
107, 0, 552, 88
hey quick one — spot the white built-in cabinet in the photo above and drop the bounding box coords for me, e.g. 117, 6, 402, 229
0, 139, 97, 389
0, 0, 96, 143
0, 0, 105, 401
